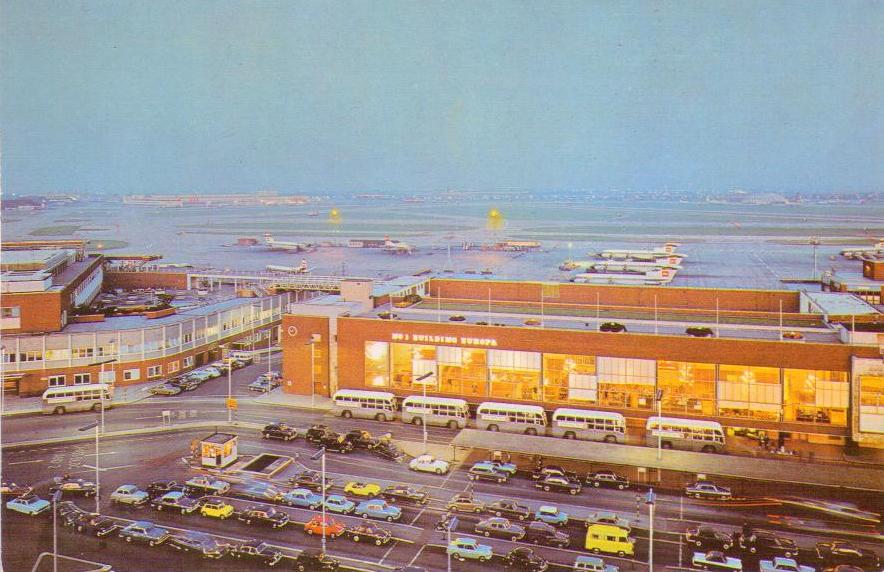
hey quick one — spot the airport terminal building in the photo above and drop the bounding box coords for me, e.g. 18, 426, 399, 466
282, 277, 884, 450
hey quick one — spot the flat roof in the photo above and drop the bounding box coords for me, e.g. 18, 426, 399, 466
371, 275, 430, 297
803, 292, 880, 316
202, 432, 237, 444
0, 249, 74, 271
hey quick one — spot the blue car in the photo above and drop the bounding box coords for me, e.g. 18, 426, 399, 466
355, 499, 402, 522
6, 494, 50, 516
535, 505, 569, 526
486, 460, 518, 476
281, 488, 323, 510
447, 538, 494, 562
110, 484, 150, 506
152, 491, 200, 514
119, 520, 171, 546
323, 495, 356, 514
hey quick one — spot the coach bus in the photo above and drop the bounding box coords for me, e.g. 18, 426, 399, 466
42, 383, 113, 415
475, 401, 547, 435
401, 395, 470, 429
331, 389, 398, 422
645, 415, 725, 453
550, 408, 626, 443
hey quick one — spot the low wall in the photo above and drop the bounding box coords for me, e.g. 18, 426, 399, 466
104, 270, 188, 290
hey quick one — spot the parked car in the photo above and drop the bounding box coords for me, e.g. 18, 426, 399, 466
692, 551, 743, 571
382, 484, 430, 505
574, 555, 619, 572
759, 557, 815, 572
475, 517, 526, 541
323, 494, 356, 514
815, 541, 879, 569
168, 531, 231, 559
685, 481, 732, 500
535, 505, 568, 526
355, 499, 401, 521
446, 493, 485, 513
238, 505, 290, 528
118, 520, 170, 546
409, 454, 450, 474
288, 470, 333, 492
70, 512, 119, 537
201, 366, 222, 379
370, 439, 405, 462
50, 477, 96, 497
200, 499, 235, 519
185, 476, 230, 495
152, 491, 200, 514
686, 326, 715, 338
319, 434, 355, 453
586, 471, 629, 490
281, 488, 323, 509
248, 378, 279, 393
146, 480, 180, 498
485, 459, 518, 476
685, 527, 735, 550
469, 462, 511, 483
304, 514, 346, 538
236, 481, 282, 502
599, 322, 626, 332
531, 465, 578, 482
486, 499, 531, 521
740, 533, 799, 558
536, 474, 581, 495
148, 383, 182, 396
306, 424, 333, 443
261, 422, 298, 441
524, 521, 570, 548
232, 539, 283, 567
447, 538, 493, 562
0, 482, 33, 498
585, 512, 630, 531
344, 481, 382, 497
6, 494, 50, 515
348, 523, 392, 545
172, 377, 202, 391
344, 429, 377, 449
292, 550, 340, 572
504, 547, 549, 571
110, 484, 150, 506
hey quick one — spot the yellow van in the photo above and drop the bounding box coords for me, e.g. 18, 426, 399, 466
584, 523, 634, 557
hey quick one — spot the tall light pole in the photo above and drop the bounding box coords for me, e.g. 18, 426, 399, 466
51, 490, 61, 572
646, 488, 656, 572
90, 358, 117, 433
227, 354, 234, 423
655, 389, 664, 461
79, 421, 100, 513
415, 371, 433, 453
306, 338, 317, 408
311, 447, 327, 554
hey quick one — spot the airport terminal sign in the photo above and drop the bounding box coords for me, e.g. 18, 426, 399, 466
391, 332, 498, 347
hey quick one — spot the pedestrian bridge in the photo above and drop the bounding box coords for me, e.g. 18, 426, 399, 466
186, 272, 365, 293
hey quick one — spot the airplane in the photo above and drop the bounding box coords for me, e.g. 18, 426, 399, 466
383, 238, 414, 254
595, 242, 685, 262
562, 257, 683, 271
266, 259, 314, 274
840, 241, 884, 259
264, 233, 310, 252
572, 265, 677, 285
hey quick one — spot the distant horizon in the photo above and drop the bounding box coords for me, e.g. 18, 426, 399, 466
2, 1, 882, 196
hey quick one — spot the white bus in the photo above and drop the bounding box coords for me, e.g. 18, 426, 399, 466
551, 408, 626, 443
401, 396, 470, 429
331, 389, 398, 422
475, 401, 547, 435
645, 416, 725, 453
42, 383, 113, 415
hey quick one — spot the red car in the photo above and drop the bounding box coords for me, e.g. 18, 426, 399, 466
304, 515, 346, 538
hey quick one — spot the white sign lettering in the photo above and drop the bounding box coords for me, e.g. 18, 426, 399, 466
391, 332, 498, 347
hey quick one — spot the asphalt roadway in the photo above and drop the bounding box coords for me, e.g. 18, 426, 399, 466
2, 363, 882, 571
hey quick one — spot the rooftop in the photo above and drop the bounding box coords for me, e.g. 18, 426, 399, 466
802, 291, 880, 316
0, 249, 75, 272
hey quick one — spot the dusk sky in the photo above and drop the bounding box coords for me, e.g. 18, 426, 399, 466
1, 1, 882, 195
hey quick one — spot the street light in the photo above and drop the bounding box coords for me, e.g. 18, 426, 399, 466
646, 488, 657, 572
445, 514, 458, 572
79, 421, 100, 513
51, 489, 62, 572
89, 358, 117, 433
414, 371, 434, 453
306, 337, 318, 408
227, 354, 234, 423
655, 389, 664, 461
311, 447, 328, 555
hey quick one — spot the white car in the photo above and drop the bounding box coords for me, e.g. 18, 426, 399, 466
759, 557, 814, 572
692, 550, 742, 571
200, 366, 222, 379
409, 454, 450, 475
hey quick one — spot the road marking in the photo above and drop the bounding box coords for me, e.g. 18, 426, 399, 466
134, 415, 161, 420
406, 544, 426, 567
377, 541, 399, 564
82, 463, 140, 472
7, 458, 45, 465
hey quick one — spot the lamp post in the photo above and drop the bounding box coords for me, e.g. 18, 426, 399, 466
306, 338, 317, 408
655, 389, 664, 461
446, 514, 458, 572
415, 371, 434, 453
227, 354, 234, 423
646, 488, 657, 572
51, 489, 62, 572
90, 358, 117, 433
79, 421, 100, 513
311, 447, 328, 554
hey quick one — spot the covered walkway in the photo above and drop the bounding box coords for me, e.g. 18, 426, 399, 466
451, 429, 884, 492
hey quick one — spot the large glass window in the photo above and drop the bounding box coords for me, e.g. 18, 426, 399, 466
488, 350, 541, 400
783, 369, 848, 425
657, 361, 716, 415
718, 365, 781, 420
858, 373, 884, 434
391, 344, 436, 392
543, 353, 597, 403
438, 347, 487, 397
364, 342, 390, 388
596, 357, 656, 409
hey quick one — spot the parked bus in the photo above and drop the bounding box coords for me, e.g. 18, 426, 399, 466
401, 396, 469, 429
550, 408, 626, 443
645, 416, 725, 453
42, 383, 113, 415
475, 401, 547, 435
331, 389, 398, 422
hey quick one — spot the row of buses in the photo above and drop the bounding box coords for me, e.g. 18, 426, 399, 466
332, 389, 726, 453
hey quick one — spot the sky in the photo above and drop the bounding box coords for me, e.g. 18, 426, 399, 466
1, 1, 882, 195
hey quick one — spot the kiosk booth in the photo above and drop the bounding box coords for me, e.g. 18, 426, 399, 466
199, 433, 238, 468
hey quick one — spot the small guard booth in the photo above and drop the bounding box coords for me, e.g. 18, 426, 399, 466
199, 433, 238, 468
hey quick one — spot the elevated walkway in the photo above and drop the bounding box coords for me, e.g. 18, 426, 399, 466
451, 429, 884, 492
